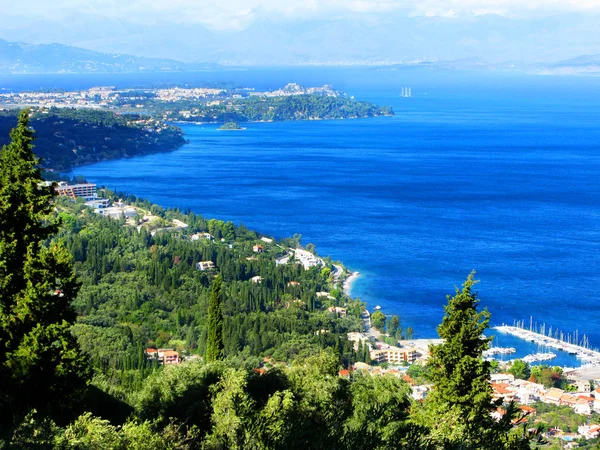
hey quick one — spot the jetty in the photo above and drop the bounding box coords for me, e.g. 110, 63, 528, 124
494, 324, 600, 364
483, 347, 516, 357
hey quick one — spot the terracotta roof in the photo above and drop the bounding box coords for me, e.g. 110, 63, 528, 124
520, 405, 536, 413
339, 369, 350, 377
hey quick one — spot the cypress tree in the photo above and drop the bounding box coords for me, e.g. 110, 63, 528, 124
420, 272, 518, 448
0, 110, 90, 437
206, 275, 224, 362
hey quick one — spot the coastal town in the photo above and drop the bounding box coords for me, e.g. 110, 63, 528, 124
0, 83, 342, 114
52, 179, 600, 446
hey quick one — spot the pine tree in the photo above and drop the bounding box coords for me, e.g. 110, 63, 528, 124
0, 110, 90, 437
206, 275, 224, 362
420, 272, 518, 449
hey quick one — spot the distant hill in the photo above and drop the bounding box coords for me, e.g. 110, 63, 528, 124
0, 109, 186, 170
2, 12, 600, 66
533, 54, 600, 75
0, 39, 215, 74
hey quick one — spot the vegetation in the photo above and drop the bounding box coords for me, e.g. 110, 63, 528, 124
217, 121, 243, 130
0, 108, 186, 170
149, 94, 394, 123
0, 113, 538, 448
416, 272, 530, 449
0, 111, 90, 439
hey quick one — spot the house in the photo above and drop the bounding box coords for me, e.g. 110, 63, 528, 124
159, 349, 180, 365
145, 348, 158, 360
287, 281, 300, 286
578, 424, 600, 440
253, 245, 264, 253
572, 379, 592, 393
491, 373, 515, 384
316, 291, 335, 299
338, 369, 351, 378
559, 393, 578, 408
544, 388, 565, 405
260, 237, 273, 244
145, 348, 180, 365
251, 276, 263, 283
519, 405, 536, 417
196, 261, 215, 271
191, 232, 213, 241
575, 395, 595, 415
370, 345, 417, 364
328, 306, 347, 317
491, 383, 516, 402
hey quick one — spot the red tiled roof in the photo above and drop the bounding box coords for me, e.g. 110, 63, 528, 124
339, 369, 350, 377
520, 405, 536, 413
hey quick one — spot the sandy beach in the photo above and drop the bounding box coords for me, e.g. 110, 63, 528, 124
343, 271, 360, 296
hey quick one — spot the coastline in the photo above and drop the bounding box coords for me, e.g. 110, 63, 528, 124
343, 271, 360, 296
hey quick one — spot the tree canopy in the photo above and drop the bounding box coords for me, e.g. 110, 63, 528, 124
0, 110, 90, 438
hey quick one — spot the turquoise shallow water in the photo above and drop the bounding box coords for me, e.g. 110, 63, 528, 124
29, 68, 598, 368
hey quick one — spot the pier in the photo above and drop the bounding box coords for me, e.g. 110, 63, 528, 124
494, 325, 600, 365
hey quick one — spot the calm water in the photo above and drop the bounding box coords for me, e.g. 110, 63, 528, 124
25, 68, 598, 367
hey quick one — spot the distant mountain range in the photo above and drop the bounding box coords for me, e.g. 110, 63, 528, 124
1, 11, 600, 67
0, 39, 214, 73
0, 37, 599, 75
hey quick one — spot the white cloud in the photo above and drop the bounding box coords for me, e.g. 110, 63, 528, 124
4, 0, 600, 29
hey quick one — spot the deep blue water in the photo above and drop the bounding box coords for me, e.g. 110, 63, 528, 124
6, 68, 598, 367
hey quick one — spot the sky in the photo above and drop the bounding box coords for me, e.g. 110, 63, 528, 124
4, 0, 600, 30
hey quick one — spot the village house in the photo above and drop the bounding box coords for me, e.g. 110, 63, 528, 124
253, 244, 264, 253
574, 395, 595, 415
370, 345, 417, 364
544, 387, 565, 405
287, 281, 300, 286
191, 232, 213, 241
491, 383, 516, 403
196, 261, 215, 271
328, 306, 347, 317
578, 424, 600, 440
145, 348, 180, 365
260, 237, 273, 244
251, 276, 263, 283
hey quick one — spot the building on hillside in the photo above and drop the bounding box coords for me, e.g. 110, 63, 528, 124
491, 383, 516, 402
260, 237, 273, 244
544, 388, 565, 405
328, 306, 347, 317
145, 348, 180, 365
196, 261, 215, 271
191, 233, 213, 241
490, 373, 515, 384
85, 198, 110, 209
55, 182, 97, 200
253, 245, 264, 253
573, 379, 592, 393
370, 346, 417, 364
251, 276, 263, 283
578, 425, 600, 440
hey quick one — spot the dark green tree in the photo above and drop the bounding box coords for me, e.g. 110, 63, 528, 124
388, 315, 400, 337
371, 310, 386, 330
508, 359, 531, 381
0, 110, 90, 438
418, 272, 525, 449
206, 275, 224, 362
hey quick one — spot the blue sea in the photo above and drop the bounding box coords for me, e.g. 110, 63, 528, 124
3, 68, 599, 367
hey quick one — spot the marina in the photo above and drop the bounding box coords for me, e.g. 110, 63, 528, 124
494, 324, 600, 366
